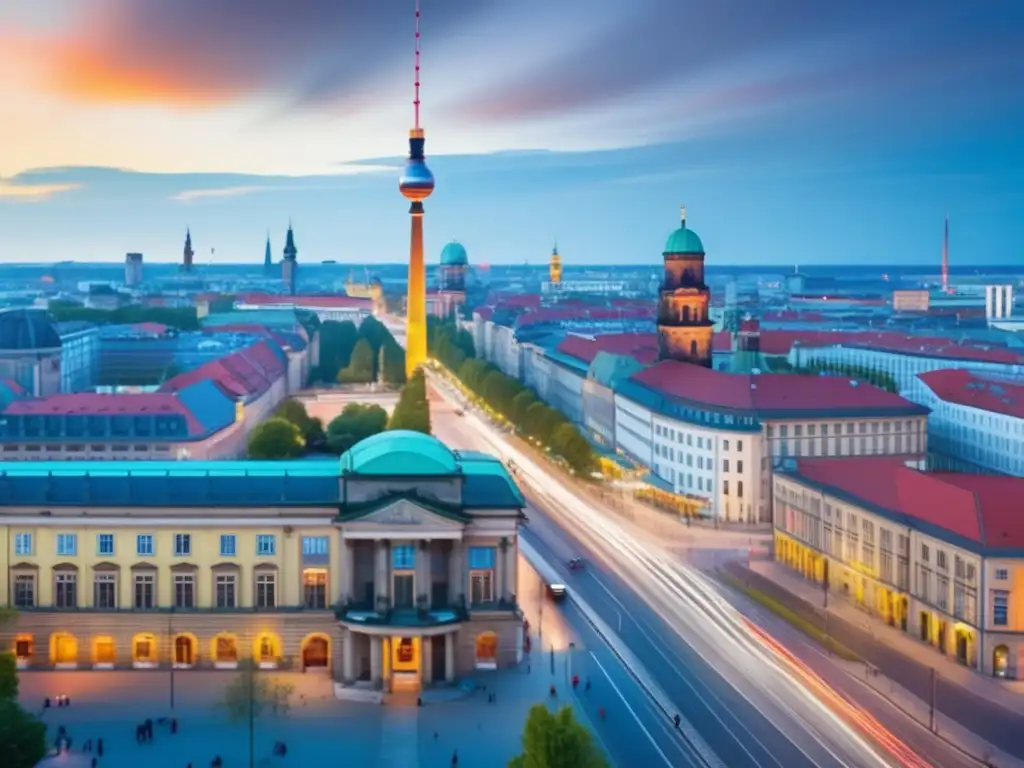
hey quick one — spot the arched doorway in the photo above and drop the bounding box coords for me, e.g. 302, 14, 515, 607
93, 635, 116, 667
993, 645, 1009, 678
253, 633, 281, 668
132, 633, 159, 668
302, 635, 329, 669
50, 632, 78, 667
689, 340, 698, 357
475, 631, 498, 670
13, 635, 33, 668
212, 634, 238, 668
174, 634, 196, 667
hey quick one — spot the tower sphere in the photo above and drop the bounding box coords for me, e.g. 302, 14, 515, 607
399, 157, 435, 202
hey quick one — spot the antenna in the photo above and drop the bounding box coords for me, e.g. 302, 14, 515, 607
414, 0, 422, 130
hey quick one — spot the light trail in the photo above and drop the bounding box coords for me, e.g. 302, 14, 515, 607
429, 371, 926, 767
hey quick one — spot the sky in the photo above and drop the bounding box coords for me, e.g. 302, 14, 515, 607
1, 0, 1022, 267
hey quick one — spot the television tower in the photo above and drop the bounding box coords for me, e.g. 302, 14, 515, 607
398, 0, 434, 378
941, 214, 949, 293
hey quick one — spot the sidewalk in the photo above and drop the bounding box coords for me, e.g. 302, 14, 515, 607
752, 560, 1024, 713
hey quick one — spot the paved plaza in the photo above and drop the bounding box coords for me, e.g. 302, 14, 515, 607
20, 558, 596, 768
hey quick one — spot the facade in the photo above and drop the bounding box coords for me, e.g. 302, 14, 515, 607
985, 285, 1014, 321
549, 244, 562, 285
657, 207, 713, 367
434, 241, 468, 319
57, 322, 100, 393
892, 290, 930, 313
917, 369, 1024, 476
0, 308, 62, 397
614, 363, 929, 523
0, 432, 525, 692
773, 456, 1024, 678
124, 253, 144, 287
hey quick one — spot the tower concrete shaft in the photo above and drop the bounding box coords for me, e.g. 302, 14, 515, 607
406, 205, 428, 377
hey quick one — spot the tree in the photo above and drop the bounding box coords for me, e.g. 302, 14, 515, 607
381, 339, 407, 385
550, 423, 598, 476
388, 369, 431, 434
273, 399, 325, 451
247, 418, 305, 459
317, 320, 360, 382
0, 698, 46, 768
458, 358, 491, 392
510, 390, 537, 424
338, 338, 375, 384
0, 652, 16, 701
508, 704, 606, 768
326, 403, 389, 454
221, 660, 295, 768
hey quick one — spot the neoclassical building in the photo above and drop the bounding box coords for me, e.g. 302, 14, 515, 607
0, 431, 525, 693
657, 206, 713, 367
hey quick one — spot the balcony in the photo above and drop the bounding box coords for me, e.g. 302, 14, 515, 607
336, 596, 468, 628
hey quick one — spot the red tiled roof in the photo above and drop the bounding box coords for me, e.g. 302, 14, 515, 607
739, 319, 760, 332
763, 311, 828, 322
789, 457, 1024, 550
556, 334, 660, 365
752, 330, 1024, 365
4, 393, 205, 435
516, 305, 654, 328
159, 340, 286, 400
918, 369, 1024, 419
237, 292, 372, 309
631, 361, 926, 416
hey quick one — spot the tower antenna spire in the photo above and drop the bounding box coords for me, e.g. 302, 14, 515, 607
413, 0, 422, 130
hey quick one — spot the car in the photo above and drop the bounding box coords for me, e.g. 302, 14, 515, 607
546, 583, 567, 601
454, 408, 464, 416
568, 557, 585, 571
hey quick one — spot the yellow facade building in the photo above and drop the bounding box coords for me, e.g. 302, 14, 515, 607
1, 432, 526, 692
773, 455, 1024, 678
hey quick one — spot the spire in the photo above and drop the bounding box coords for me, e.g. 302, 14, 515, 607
283, 223, 297, 260
264, 232, 273, 271
552, 240, 558, 256
941, 213, 949, 293
182, 228, 194, 272
680, 205, 687, 227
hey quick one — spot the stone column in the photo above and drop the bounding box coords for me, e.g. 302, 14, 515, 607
370, 636, 382, 686
374, 540, 389, 609
496, 540, 506, 602
505, 539, 517, 603
422, 637, 433, 684
444, 632, 455, 682
343, 631, 354, 682
339, 539, 353, 604
422, 540, 432, 607
448, 541, 463, 604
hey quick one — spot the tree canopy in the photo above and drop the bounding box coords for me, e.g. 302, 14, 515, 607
247, 417, 305, 459
388, 369, 431, 434
317, 320, 360, 382
47, 303, 200, 330
318, 316, 405, 384
338, 338, 375, 383
221, 660, 295, 723
273, 399, 325, 452
326, 403, 389, 454
429, 320, 476, 371
0, 611, 46, 768
508, 704, 607, 768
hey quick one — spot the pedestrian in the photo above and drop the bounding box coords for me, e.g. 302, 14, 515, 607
91, 758, 97, 768
585, 677, 591, 692
451, 750, 459, 767
98, 738, 104, 757
171, 718, 178, 734
674, 714, 681, 729
43, 697, 51, 709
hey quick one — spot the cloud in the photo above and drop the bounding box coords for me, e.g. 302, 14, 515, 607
0, 179, 81, 203
170, 186, 273, 203
169, 163, 399, 202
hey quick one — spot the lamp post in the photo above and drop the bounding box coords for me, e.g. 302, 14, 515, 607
168, 608, 176, 710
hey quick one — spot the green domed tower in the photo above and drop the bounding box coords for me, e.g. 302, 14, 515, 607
657, 206, 713, 367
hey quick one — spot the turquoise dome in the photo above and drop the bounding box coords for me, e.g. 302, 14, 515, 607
663, 224, 704, 255
340, 430, 458, 476
440, 241, 468, 266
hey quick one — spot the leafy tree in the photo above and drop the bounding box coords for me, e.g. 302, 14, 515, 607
388, 369, 431, 435
357, 315, 389, 355
338, 338, 375, 384
222, 661, 295, 722
47, 304, 201, 330
0, 698, 46, 768
247, 418, 305, 459
458, 358, 491, 392
510, 389, 537, 424
0, 652, 16, 701
273, 399, 325, 451
326, 403, 389, 454
381, 339, 407, 385
550, 423, 598, 476
508, 704, 606, 768
317, 320, 360, 382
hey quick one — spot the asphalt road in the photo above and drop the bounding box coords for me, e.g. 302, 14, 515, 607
522, 508, 844, 768
730, 564, 1024, 762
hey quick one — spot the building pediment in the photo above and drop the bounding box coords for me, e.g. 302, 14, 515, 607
340, 497, 468, 539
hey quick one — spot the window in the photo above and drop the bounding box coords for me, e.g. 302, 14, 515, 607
13, 532, 32, 556
302, 536, 330, 556
174, 574, 195, 608
303, 569, 327, 609
737, 441, 743, 451
737, 481, 744, 498
137, 534, 154, 556
255, 573, 276, 608
737, 460, 744, 473
921, 544, 930, 563
219, 535, 236, 557
94, 573, 117, 608
174, 534, 191, 557
723, 459, 730, 473
393, 545, 416, 570
937, 551, 948, 571
215, 574, 237, 608
993, 591, 1009, 626
723, 440, 730, 450
97, 534, 114, 556
56, 533, 77, 557
995, 568, 1009, 581
55, 572, 77, 608
134, 573, 155, 609
256, 535, 276, 556
14, 574, 35, 608
724, 480, 730, 495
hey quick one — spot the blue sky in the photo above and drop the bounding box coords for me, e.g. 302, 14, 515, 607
1, 0, 1021, 266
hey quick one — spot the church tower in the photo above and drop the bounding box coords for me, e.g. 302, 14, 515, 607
657, 206, 713, 367
182, 229, 194, 272
549, 243, 562, 285
282, 223, 298, 295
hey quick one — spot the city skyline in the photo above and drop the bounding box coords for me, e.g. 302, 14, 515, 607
1, 0, 1022, 265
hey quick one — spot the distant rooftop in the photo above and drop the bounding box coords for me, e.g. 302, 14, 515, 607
918, 369, 1024, 420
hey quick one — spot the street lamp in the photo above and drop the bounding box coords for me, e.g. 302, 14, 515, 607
167, 608, 176, 710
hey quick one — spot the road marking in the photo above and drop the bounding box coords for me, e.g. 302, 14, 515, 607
589, 651, 676, 768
